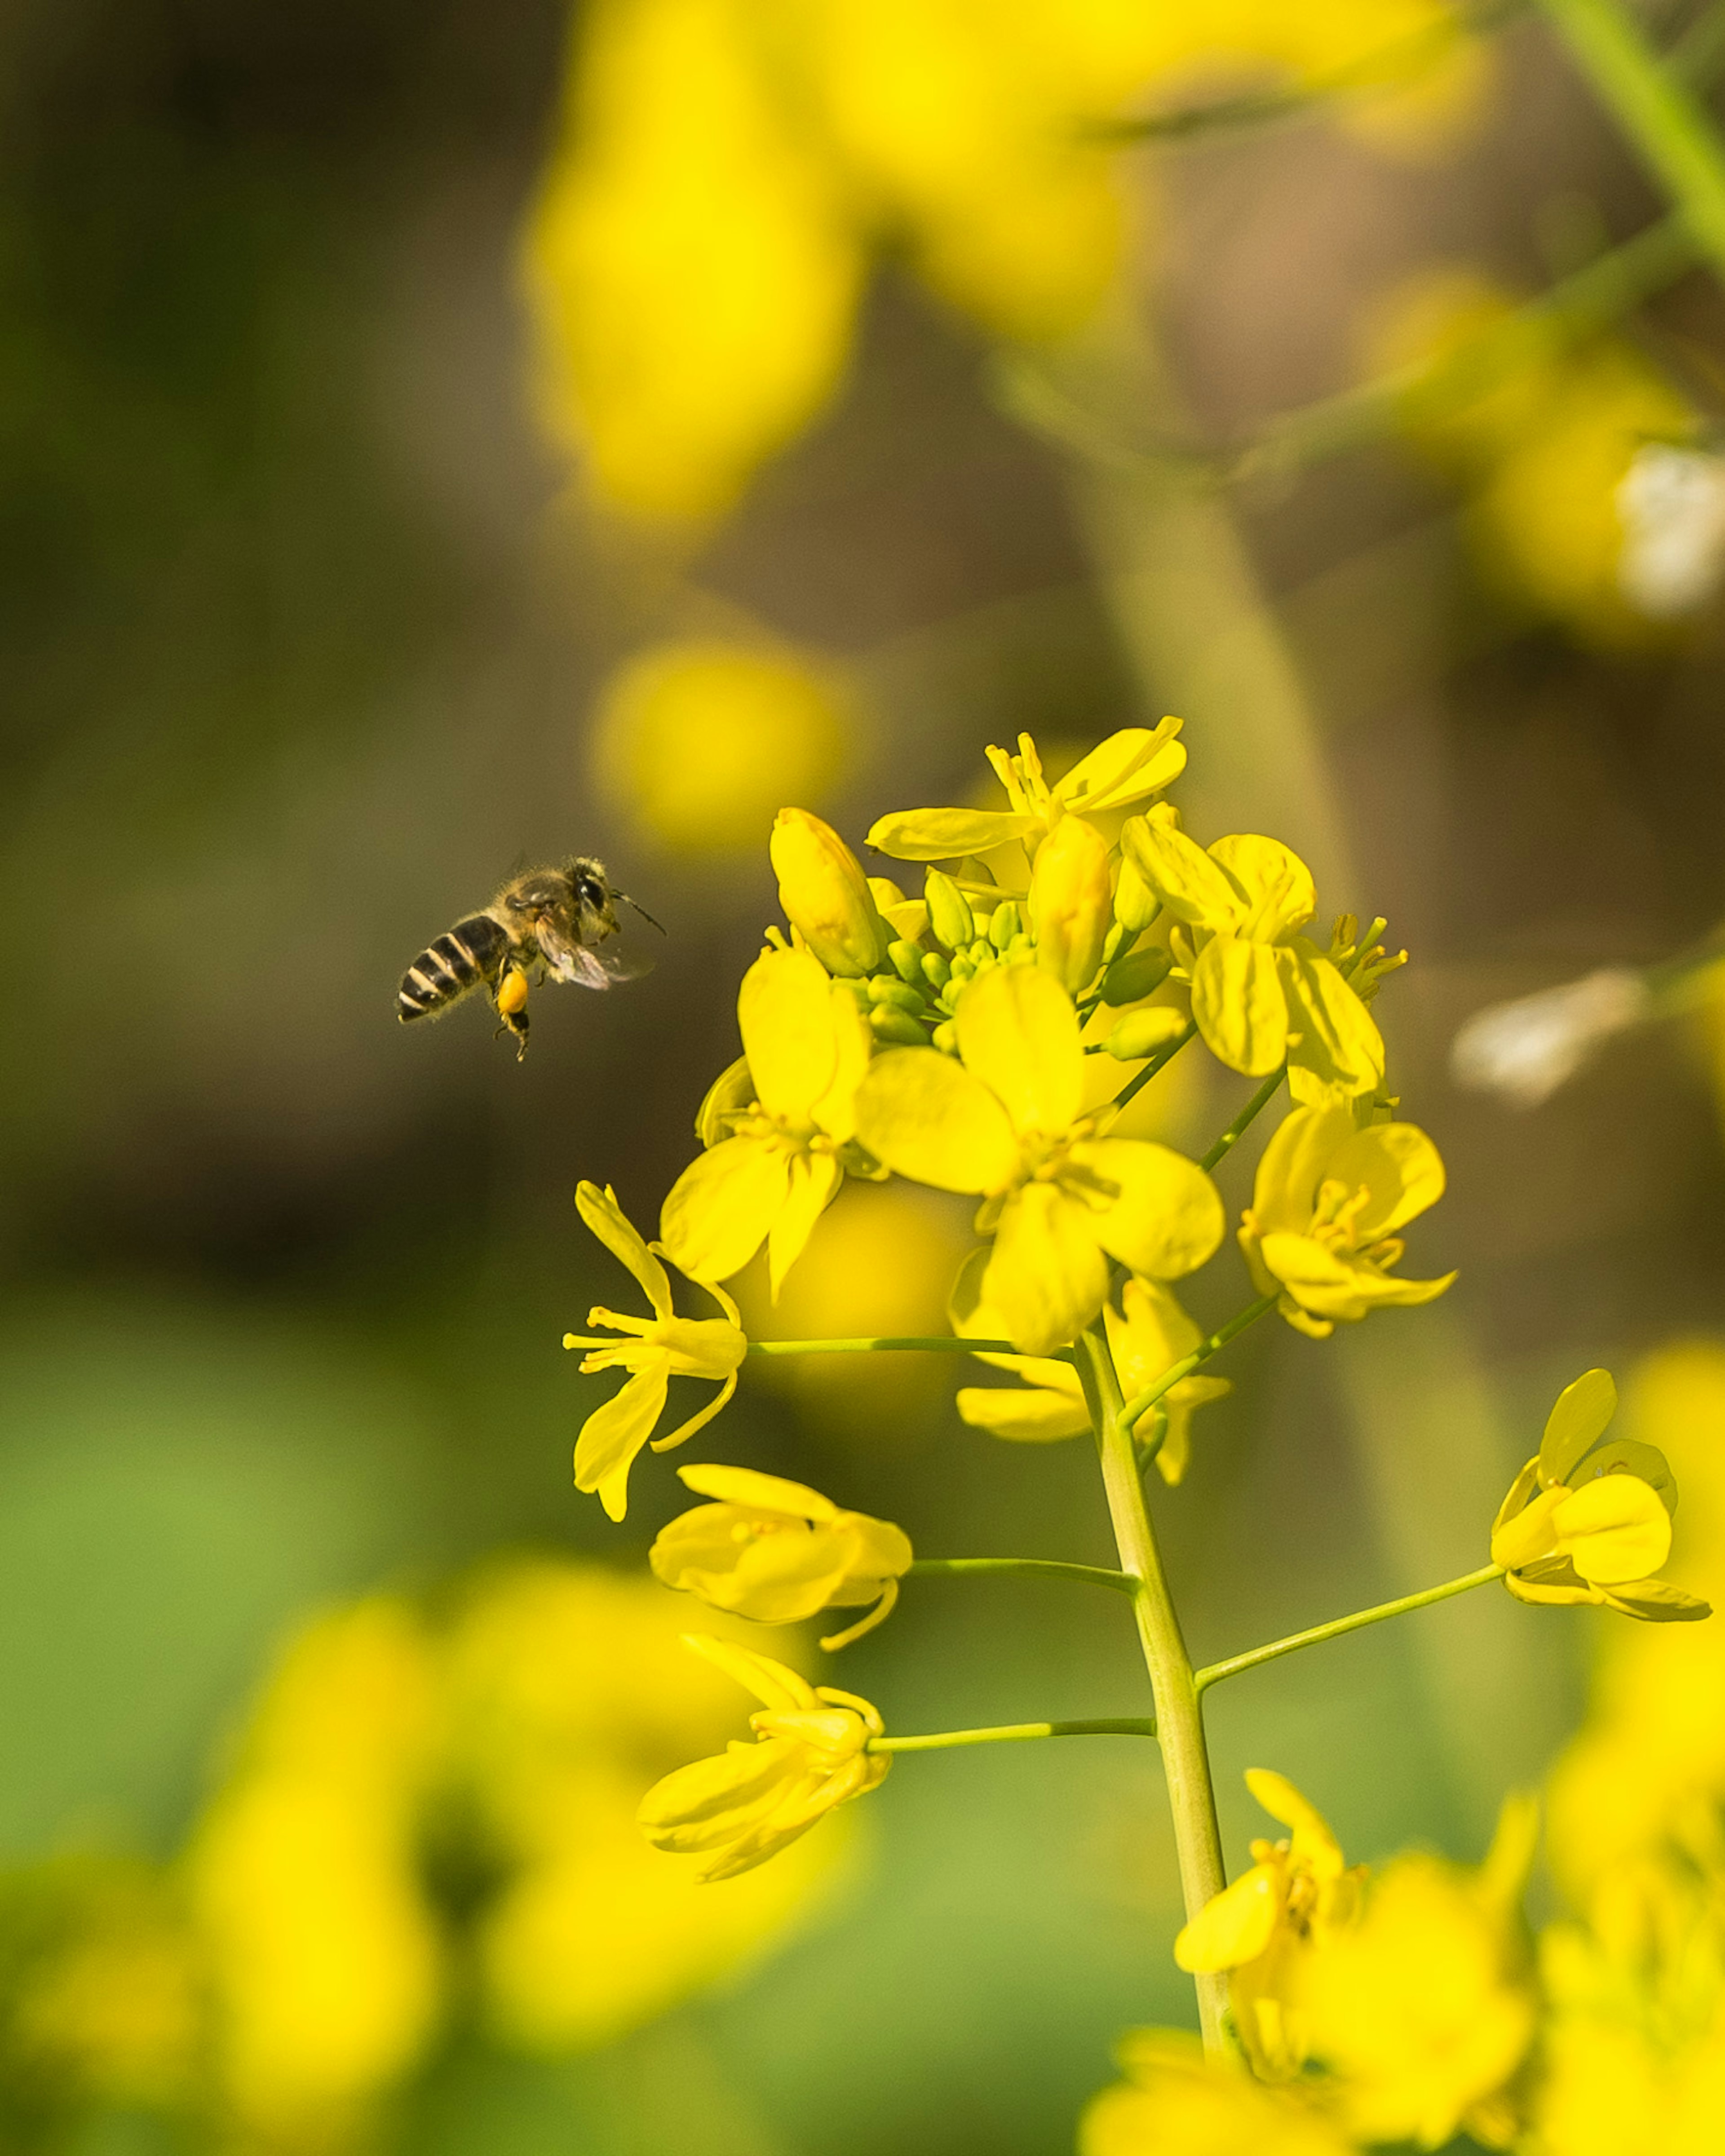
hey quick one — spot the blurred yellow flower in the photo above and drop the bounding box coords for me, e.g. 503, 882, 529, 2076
1491, 1366, 1710, 1621
770, 807, 889, 977
592, 640, 850, 854
1174, 1769, 1362, 2081
184, 1598, 444, 2148
662, 947, 871, 1294
650, 1463, 913, 1648
638, 1635, 889, 1881
1364, 268, 1700, 647
952, 1254, 1227, 1480
1122, 816, 1382, 1095
855, 963, 1223, 1354
565, 1180, 747, 1521
1301, 1798, 1539, 2150
868, 723, 1185, 868
1081, 2028, 1353, 2156
1238, 1101, 1454, 1337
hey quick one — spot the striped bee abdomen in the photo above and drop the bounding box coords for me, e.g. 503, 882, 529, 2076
397, 912, 509, 1023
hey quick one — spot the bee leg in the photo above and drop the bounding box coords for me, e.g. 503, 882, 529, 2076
495, 967, 531, 1061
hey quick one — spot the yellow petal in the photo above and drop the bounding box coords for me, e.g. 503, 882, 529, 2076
738, 947, 849, 1128
574, 1365, 670, 1521
660, 1135, 790, 1283
866, 808, 1042, 859
1191, 935, 1290, 1076
1174, 1864, 1283, 1972
956, 962, 1083, 1139
1598, 1579, 1712, 1621
854, 1048, 1018, 1194
1491, 1485, 1566, 1573
768, 1151, 843, 1298
1121, 814, 1245, 930
681, 1632, 821, 1713
983, 1184, 1110, 1356
955, 1386, 1091, 1441
1256, 1232, 1455, 1322
1538, 1368, 1618, 1488
1073, 1139, 1224, 1280
1245, 1768, 1345, 1877
1323, 1120, 1446, 1240
576, 1180, 672, 1315
770, 808, 886, 977
1052, 720, 1185, 813
1029, 814, 1113, 995
1552, 1474, 1673, 1585
1207, 835, 1315, 941
651, 1368, 740, 1453
950, 1244, 1080, 1385
1110, 1276, 1201, 1383
1279, 943, 1384, 1096
677, 1463, 839, 1518
1250, 1104, 1358, 1238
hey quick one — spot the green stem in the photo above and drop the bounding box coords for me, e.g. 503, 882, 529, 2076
1199, 1066, 1287, 1173
747, 1335, 1040, 1359
1536, 0, 1725, 283
1194, 1565, 1505, 1693
908, 1557, 1140, 1594
869, 1716, 1157, 1754
1110, 1017, 1198, 1111
1079, 1322, 1229, 2055
1118, 1294, 1279, 1440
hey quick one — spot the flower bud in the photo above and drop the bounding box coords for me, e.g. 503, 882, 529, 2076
771, 808, 888, 977
1103, 1007, 1189, 1061
924, 870, 975, 952
1100, 944, 1173, 1006
1029, 814, 1113, 993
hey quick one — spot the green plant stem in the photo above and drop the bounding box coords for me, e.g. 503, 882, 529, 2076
1110, 1018, 1198, 1111
908, 1557, 1140, 1594
1536, 0, 1725, 283
1194, 1564, 1505, 1693
869, 1716, 1158, 1755
1199, 1066, 1287, 1173
1118, 1294, 1279, 1440
1078, 1322, 1229, 2055
747, 1335, 1038, 1358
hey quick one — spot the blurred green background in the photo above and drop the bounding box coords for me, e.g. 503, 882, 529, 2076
6, 0, 1725, 2150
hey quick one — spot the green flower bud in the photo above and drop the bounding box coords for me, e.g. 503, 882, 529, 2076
1114, 850, 1160, 933
1029, 813, 1113, 994
924, 870, 975, 952
868, 977, 928, 1018
921, 951, 951, 989
770, 807, 889, 977
1101, 945, 1174, 1007
869, 1005, 932, 1047
1104, 1007, 1190, 1061
931, 1019, 959, 1055
888, 938, 925, 985
989, 901, 1023, 952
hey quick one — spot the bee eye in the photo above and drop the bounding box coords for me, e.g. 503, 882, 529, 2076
577, 877, 606, 909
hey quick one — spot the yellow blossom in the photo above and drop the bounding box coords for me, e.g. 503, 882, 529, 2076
1173, 1769, 1362, 2081
1300, 1798, 1539, 2150
1081, 2028, 1354, 2156
1491, 1367, 1710, 1621
650, 1464, 913, 1648
637, 1635, 889, 1881
1238, 1102, 1454, 1338
855, 963, 1223, 1355
1028, 811, 1114, 994
867, 723, 1185, 867
770, 806, 888, 976
1121, 816, 1383, 1095
951, 1254, 1227, 1482
565, 1181, 748, 1522
660, 946, 872, 1294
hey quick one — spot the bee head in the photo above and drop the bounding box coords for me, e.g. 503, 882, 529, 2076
570, 858, 612, 914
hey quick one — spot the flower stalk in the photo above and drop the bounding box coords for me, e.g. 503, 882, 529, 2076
1117, 1293, 1278, 1441
907, 1556, 1140, 1594
1194, 1565, 1506, 1695
747, 1334, 1043, 1357
869, 1717, 1157, 1754
1078, 1319, 1230, 2055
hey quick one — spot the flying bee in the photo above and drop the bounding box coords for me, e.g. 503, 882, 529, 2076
397, 857, 662, 1059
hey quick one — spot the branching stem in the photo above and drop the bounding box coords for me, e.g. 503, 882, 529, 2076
869, 1717, 1157, 1754
1199, 1067, 1287, 1173
1117, 1295, 1279, 1440
747, 1335, 1041, 1359
1195, 1565, 1505, 1693
908, 1557, 1140, 1594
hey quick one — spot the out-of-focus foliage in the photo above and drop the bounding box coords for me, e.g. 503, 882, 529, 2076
0, 1564, 842, 2152
525, 0, 1492, 522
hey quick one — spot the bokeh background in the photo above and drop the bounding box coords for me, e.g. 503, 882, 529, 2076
7, 0, 1725, 2151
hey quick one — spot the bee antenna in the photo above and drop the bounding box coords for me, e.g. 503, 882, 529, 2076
620, 892, 666, 935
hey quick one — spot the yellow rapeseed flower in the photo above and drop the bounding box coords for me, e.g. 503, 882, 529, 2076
1238, 1102, 1454, 1337
637, 1635, 889, 1881
1300, 1797, 1539, 2151
1173, 1769, 1362, 2082
565, 1181, 748, 1522
1491, 1367, 1711, 1621
855, 963, 1223, 1355
1122, 815, 1383, 1095
867, 723, 1185, 868
1081, 2028, 1354, 2156
951, 1253, 1227, 1481
649, 1464, 913, 1648
660, 946, 871, 1293
770, 806, 888, 976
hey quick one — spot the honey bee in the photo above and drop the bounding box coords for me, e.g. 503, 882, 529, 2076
397, 857, 661, 1058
